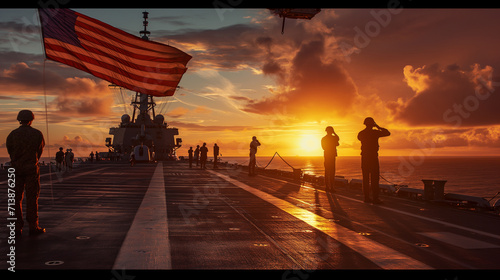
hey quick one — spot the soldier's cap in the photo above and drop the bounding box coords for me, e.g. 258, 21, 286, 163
17, 110, 34, 121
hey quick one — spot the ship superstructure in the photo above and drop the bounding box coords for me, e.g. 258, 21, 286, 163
106, 12, 182, 161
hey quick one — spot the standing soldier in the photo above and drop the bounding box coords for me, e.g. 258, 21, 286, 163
213, 143, 220, 169
321, 126, 340, 193
55, 147, 65, 172
200, 143, 208, 169
188, 147, 194, 168
357, 117, 390, 204
194, 145, 200, 167
249, 136, 261, 176
6, 110, 46, 236
66, 148, 74, 171
64, 149, 69, 171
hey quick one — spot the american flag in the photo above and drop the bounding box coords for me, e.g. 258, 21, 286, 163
38, 8, 192, 97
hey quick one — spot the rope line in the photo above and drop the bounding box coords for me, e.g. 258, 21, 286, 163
259, 152, 296, 170
42, 56, 54, 205
37, 9, 55, 205
257, 152, 409, 189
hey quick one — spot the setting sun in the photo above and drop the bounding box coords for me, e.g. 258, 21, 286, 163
298, 134, 322, 155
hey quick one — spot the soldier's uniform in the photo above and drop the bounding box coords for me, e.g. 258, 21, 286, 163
6, 110, 45, 235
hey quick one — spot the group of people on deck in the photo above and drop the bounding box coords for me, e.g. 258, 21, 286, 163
6, 108, 390, 237
55, 147, 75, 172
183, 117, 390, 204
188, 143, 220, 169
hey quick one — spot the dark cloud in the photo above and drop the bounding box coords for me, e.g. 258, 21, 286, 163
0, 61, 114, 116
229, 95, 252, 102
387, 63, 500, 127
0, 20, 40, 49
160, 13, 362, 121
243, 37, 359, 120
379, 126, 500, 152
168, 121, 250, 132
161, 24, 264, 71
0, 21, 39, 35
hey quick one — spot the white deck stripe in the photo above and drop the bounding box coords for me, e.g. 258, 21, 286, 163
113, 162, 171, 269
418, 232, 500, 249
263, 175, 500, 241
209, 171, 432, 270
336, 192, 500, 241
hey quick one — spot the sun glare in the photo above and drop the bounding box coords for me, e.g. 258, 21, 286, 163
298, 134, 322, 155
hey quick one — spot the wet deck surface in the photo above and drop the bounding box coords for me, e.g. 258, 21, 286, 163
1, 161, 500, 272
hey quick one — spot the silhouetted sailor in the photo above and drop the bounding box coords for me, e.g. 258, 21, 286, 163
213, 143, 220, 169
6, 110, 46, 236
66, 148, 74, 171
249, 136, 261, 176
56, 147, 64, 172
200, 143, 208, 169
63, 149, 69, 170
357, 117, 390, 204
321, 126, 339, 193
188, 147, 194, 168
194, 145, 200, 167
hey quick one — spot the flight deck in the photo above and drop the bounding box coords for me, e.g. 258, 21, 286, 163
1, 161, 500, 273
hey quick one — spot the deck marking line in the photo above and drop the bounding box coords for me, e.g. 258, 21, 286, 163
262, 175, 500, 241
209, 170, 432, 270
113, 162, 171, 269
417, 232, 500, 249
336, 192, 500, 241
1, 166, 109, 185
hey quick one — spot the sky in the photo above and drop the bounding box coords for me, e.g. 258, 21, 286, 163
1, 8, 500, 159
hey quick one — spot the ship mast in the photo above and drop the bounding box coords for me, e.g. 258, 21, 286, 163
131, 11, 156, 124
140, 11, 151, 40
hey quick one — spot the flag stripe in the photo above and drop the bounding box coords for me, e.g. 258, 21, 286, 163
75, 22, 189, 63
39, 8, 191, 97
45, 47, 180, 96
44, 40, 183, 86
76, 34, 188, 71
45, 38, 186, 79
76, 13, 184, 56
77, 31, 188, 67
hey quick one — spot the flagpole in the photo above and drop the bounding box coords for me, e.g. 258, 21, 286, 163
37, 8, 55, 204
37, 8, 47, 59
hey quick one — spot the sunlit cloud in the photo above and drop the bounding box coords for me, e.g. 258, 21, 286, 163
388, 63, 500, 127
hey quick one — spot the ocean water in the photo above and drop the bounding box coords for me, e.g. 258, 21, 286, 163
2, 156, 499, 199
222, 156, 500, 199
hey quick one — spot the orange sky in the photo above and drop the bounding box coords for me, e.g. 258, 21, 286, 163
2, 8, 500, 159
